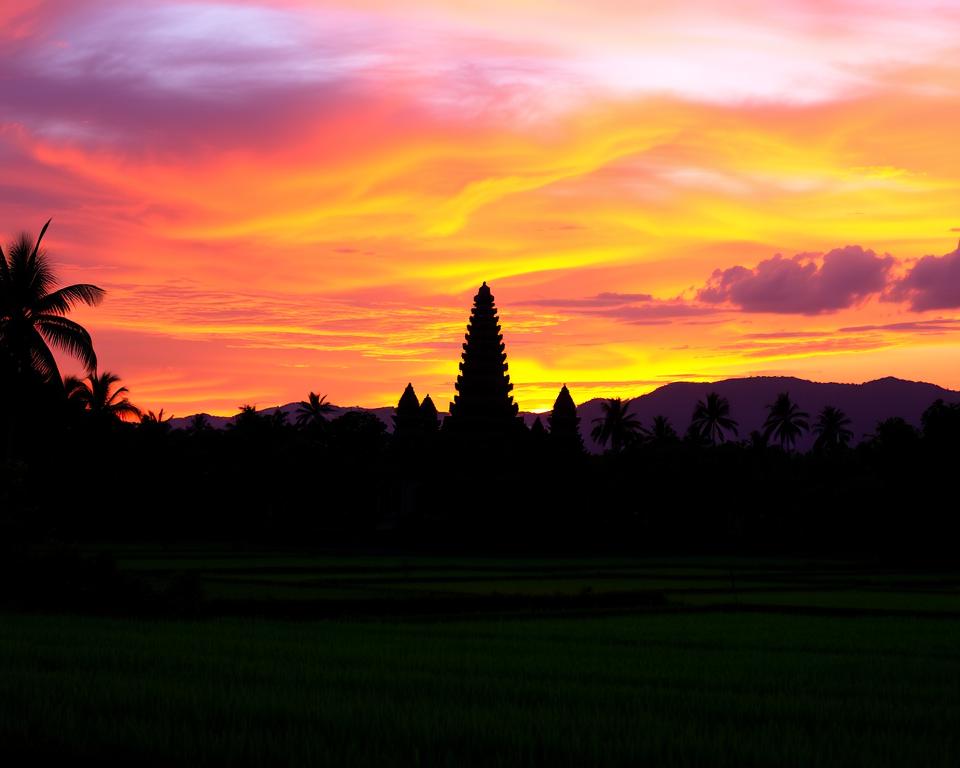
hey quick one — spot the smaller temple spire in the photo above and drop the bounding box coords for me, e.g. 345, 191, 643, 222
420, 394, 439, 433
548, 384, 584, 454
397, 382, 420, 411
393, 382, 422, 439
530, 415, 547, 443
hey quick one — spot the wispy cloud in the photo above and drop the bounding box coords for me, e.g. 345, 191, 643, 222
838, 319, 960, 334
521, 292, 654, 308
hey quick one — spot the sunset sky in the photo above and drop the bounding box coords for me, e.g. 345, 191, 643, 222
3, 0, 960, 414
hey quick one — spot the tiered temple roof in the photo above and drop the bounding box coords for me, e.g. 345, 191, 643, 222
446, 282, 520, 433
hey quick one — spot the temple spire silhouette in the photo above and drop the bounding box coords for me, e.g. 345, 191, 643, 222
446, 281, 520, 433
549, 384, 584, 454
393, 382, 421, 441
420, 394, 439, 433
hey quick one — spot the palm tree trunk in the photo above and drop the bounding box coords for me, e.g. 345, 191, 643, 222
2, 366, 23, 516
4, 363, 22, 467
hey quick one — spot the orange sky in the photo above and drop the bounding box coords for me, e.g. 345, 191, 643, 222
3, 0, 960, 413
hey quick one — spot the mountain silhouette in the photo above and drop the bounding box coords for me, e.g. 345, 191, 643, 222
169, 376, 959, 452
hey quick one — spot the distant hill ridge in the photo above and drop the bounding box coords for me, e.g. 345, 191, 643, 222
169, 404, 397, 432
169, 376, 960, 452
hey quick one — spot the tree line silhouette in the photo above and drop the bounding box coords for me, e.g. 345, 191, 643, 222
588, 389, 865, 453
3, 221, 960, 556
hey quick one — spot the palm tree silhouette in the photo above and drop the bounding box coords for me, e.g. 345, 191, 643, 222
0, 220, 104, 384
591, 398, 643, 453
649, 415, 678, 446
813, 406, 853, 453
296, 392, 334, 428
690, 392, 738, 445
65, 371, 141, 425
228, 404, 262, 432
140, 409, 173, 434
140, 408, 170, 423
762, 392, 809, 451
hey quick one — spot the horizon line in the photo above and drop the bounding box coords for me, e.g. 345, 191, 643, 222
166, 373, 957, 420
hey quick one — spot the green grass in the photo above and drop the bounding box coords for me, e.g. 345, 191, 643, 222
103, 549, 960, 615
2, 610, 959, 766
6, 551, 960, 764
683, 589, 960, 612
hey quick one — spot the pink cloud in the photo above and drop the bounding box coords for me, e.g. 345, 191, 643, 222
698, 246, 894, 314
886, 242, 960, 310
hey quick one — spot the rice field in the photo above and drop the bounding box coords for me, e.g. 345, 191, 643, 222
2, 552, 959, 765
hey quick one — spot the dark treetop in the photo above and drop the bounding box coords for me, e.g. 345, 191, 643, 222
446, 282, 520, 434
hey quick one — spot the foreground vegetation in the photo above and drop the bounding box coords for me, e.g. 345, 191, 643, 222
8, 547, 960, 618
4, 550, 960, 765
2, 604, 958, 766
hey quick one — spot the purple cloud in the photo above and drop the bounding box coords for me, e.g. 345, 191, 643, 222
886, 242, 960, 311
0, 1, 573, 157
698, 246, 894, 314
